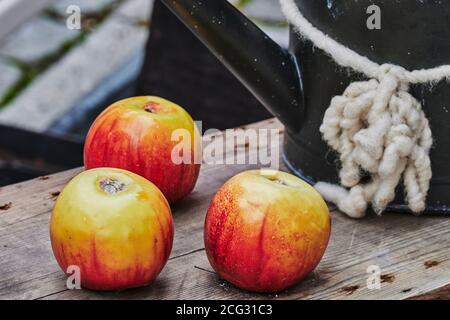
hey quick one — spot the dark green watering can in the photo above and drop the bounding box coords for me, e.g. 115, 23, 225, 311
161, 0, 450, 215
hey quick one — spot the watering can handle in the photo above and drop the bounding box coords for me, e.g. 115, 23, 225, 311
159, 0, 304, 132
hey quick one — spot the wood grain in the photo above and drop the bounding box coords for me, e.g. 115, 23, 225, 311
0, 118, 449, 300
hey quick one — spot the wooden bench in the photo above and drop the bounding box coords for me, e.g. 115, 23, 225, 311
0, 118, 449, 300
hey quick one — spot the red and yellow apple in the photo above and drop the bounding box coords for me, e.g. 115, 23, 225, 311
50, 168, 174, 291
84, 96, 201, 204
204, 169, 331, 293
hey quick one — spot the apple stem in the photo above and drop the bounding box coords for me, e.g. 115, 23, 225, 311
144, 102, 160, 113
99, 178, 127, 195
272, 179, 288, 186
262, 175, 288, 186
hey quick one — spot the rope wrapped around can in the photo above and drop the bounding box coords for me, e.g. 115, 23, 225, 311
279, 0, 447, 218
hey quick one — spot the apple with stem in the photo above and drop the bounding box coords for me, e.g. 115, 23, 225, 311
84, 96, 201, 204
204, 169, 331, 293
50, 168, 174, 291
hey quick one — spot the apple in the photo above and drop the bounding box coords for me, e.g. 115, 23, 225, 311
204, 169, 331, 293
84, 96, 201, 204
50, 168, 174, 291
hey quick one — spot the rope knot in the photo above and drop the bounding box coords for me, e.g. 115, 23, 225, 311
319, 72, 433, 217
280, 0, 441, 218
378, 64, 409, 91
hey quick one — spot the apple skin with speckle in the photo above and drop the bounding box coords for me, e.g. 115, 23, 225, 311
204, 170, 331, 293
84, 96, 201, 204
50, 168, 174, 291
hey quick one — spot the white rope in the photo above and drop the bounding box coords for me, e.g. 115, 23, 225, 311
279, 0, 441, 218
279, 0, 450, 83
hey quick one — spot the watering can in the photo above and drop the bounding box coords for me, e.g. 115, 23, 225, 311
160, 0, 450, 215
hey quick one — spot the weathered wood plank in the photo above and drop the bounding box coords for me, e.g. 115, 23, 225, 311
1, 118, 449, 300
39, 209, 450, 300
409, 284, 450, 300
